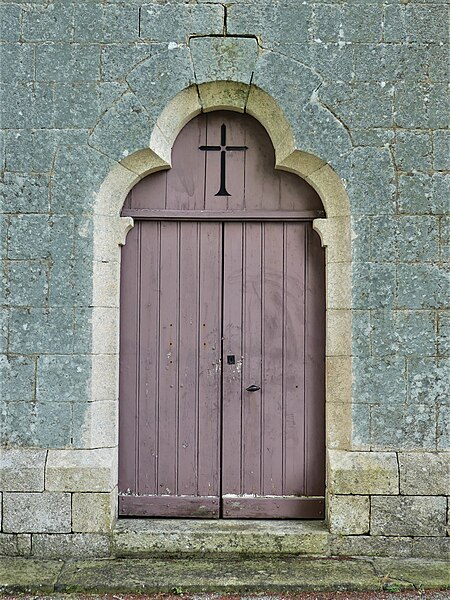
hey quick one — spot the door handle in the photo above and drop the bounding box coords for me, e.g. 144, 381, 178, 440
246, 384, 261, 392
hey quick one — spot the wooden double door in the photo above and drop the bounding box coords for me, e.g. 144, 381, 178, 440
118, 217, 325, 519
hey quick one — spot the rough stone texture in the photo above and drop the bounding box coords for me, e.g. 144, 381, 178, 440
331, 535, 413, 559
2, 493, 71, 534
0, 535, 20, 558
72, 493, 114, 533
114, 519, 330, 558
0, 356, 35, 402
88, 93, 156, 163
371, 496, 447, 537
72, 401, 118, 449
352, 356, 406, 404
399, 452, 450, 496
0, 5, 22, 43
31, 534, 111, 559
328, 451, 399, 495
36, 44, 100, 83
228, 3, 313, 45
48, 556, 383, 593
1, 401, 73, 449
190, 37, 258, 85
140, 3, 223, 42
36, 355, 91, 403
45, 449, 116, 492
73, 4, 139, 44
407, 358, 448, 406
412, 537, 450, 560
328, 495, 370, 535
433, 130, 449, 171
1, 555, 450, 594
0, 534, 31, 558
370, 403, 438, 452
126, 47, 195, 123
0, 449, 46, 492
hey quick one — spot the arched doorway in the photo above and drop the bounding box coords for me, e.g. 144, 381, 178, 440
118, 111, 326, 519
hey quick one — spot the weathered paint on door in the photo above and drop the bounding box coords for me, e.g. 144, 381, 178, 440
119, 221, 223, 517
221, 221, 325, 518
119, 112, 325, 519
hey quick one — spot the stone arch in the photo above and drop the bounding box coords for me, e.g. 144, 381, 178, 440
91, 80, 352, 527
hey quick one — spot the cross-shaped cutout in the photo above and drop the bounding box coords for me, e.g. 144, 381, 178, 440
199, 124, 248, 196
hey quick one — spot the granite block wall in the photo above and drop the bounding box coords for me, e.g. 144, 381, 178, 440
0, 0, 448, 558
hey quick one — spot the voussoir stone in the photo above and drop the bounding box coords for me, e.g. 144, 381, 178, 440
328, 450, 399, 494
399, 452, 449, 495
0, 449, 47, 492
45, 448, 116, 492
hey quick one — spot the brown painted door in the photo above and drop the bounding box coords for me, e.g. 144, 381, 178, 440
222, 222, 325, 518
119, 220, 223, 517
118, 219, 325, 519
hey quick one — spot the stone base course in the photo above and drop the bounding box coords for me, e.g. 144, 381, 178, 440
0, 525, 448, 561
2, 493, 71, 534
0, 448, 448, 558
328, 495, 370, 535
0, 534, 31, 558
412, 537, 450, 560
31, 533, 111, 559
371, 496, 447, 537
72, 492, 115, 533
331, 535, 413, 558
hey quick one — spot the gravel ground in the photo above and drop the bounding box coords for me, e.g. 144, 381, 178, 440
1, 592, 450, 600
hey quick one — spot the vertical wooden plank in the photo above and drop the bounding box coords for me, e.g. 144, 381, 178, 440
243, 119, 280, 211
129, 171, 167, 210
261, 222, 284, 496
118, 222, 141, 495
157, 221, 179, 496
305, 225, 326, 495
222, 222, 244, 495
241, 222, 263, 495
283, 222, 306, 495
137, 221, 160, 495
167, 115, 207, 210
204, 113, 226, 211
177, 221, 200, 495
279, 171, 323, 212
197, 221, 222, 497
204, 112, 245, 211
221, 114, 245, 211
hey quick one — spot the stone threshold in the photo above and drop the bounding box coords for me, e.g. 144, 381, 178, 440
113, 518, 330, 557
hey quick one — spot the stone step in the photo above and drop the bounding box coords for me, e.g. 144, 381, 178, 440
113, 518, 330, 557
